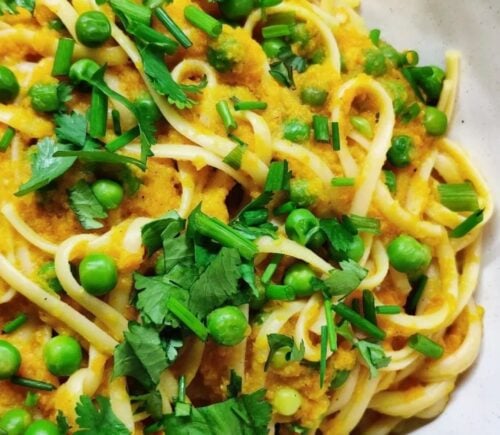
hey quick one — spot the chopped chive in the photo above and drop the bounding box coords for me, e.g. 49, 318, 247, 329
262, 24, 291, 39
24, 391, 39, 407
189, 205, 258, 260
450, 209, 484, 238
332, 302, 386, 340
175, 402, 191, 417
110, 0, 152, 25
402, 67, 425, 102
89, 88, 108, 139
384, 169, 397, 193
331, 121, 340, 150
0, 127, 15, 152
400, 102, 421, 124
241, 209, 268, 226
369, 29, 381, 46
48, 18, 65, 31
111, 109, 122, 136
375, 305, 401, 315
350, 115, 373, 139
348, 214, 381, 235
154, 7, 192, 49
10, 376, 56, 391
408, 333, 444, 359
166, 298, 208, 341
438, 183, 479, 212
105, 126, 140, 152
324, 299, 337, 352
233, 100, 268, 111
362, 290, 377, 326
331, 177, 355, 187
319, 325, 328, 387
260, 0, 282, 7
216, 100, 237, 132
265, 284, 295, 301
223, 135, 247, 170
312, 115, 330, 142
351, 297, 361, 314
127, 21, 179, 55
261, 253, 283, 284
184, 5, 222, 38
264, 160, 289, 192
2, 313, 28, 333
330, 370, 350, 389
178, 375, 186, 402
51, 38, 75, 77
405, 275, 428, 315
273, 201, 296, 216
403, 50, 419, 66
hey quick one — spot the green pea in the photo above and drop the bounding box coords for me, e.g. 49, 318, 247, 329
78, 252, 118, 296
261, 38, 287, 58
364, 49, 387, 77
75, 11, 111, 48
43, 335, 82, 377
91, 179, 124, 210
29, 84, 60, 113
24, 419, 60, 435
283, 263, 316, 297
218, 0, 254, 20
329, 234, 365, 262
300, 86, 328, 107
133, 94, 161, 124
290, 23, 310, 46
285, 208, 319, 246
0, 408, 32, 435
207, 306, 248, 346
272, 387, 302, 416
387, 135, 414, 167
69, 58, 100, 84
283, 119, 310, 143
350, 116, 373, 139
307, 229, 326, 250
270, 346, 292, 369
310, 49, 325, 65
423, 106, 448, 136
0, 340, 21, 379
387, 235, 431, 275
38, 261, 64, 294
290, 179, 316, 207
0, 66, 20, 103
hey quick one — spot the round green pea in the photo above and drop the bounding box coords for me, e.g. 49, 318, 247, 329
290, 179, 316, 208
307, 229, 326, 250
261, 38, 287, 58
272, 387, 302, 416
283, 263, 316, 297
91, 179, 124, 210
134, 94, 161, 124
29, 84, 60, 113
69, 59, 100, 84
387, 234, 431, 275
285, 208, 318, 246
387, 135, 414, 167
0, 66, 19, 103
0, 408, 32, 435
270, 346, 292, 369
207, 306, 248, 346
300, 86, 328, 107
218, 0, 254, 20
290, 23, 310, 46
329, 234, 365, 262
283, 119, 310, 143
364, 49, 388, 77
75, 11, 111, 48
43, 335, 82, 377
79, 252, 118, 296
423, 106, 448, 136
24, 419, 60, 435
0, 340, 21, 380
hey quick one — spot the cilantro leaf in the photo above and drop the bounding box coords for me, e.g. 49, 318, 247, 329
231, 221, 278, 241
227, 369, 242, 398
141, 211, 184, 256
55, 112, 87, 147
54, 149, 146, 170
265, 333, 305, 370
113, 322, 169, 389
0, 0, 34, 15
163, 389, 272, 435
323, 260, 368, 297
188, 247, 242, 318
269, 46, 308, 89
162, 233, 195, 274
68, 180, 108, 230
132, 390, 164, 420
16, 138, 77, 196
163, 337, 184, 366
140, 45, 196, 110
134, 273, 189, 328
75, 395, 130, 435
319, 218, 356, 260
56, 410, 70, 435
355, 340, 391, 378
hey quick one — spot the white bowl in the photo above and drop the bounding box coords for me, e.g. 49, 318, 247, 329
361, 1, 500, 433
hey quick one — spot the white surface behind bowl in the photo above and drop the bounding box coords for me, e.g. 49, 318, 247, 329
361, 1, 500, 433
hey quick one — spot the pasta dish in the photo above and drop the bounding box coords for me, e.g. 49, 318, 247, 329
0, 0, 493, 433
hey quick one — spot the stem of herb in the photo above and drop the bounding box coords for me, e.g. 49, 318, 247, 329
154, 7, 192, 48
